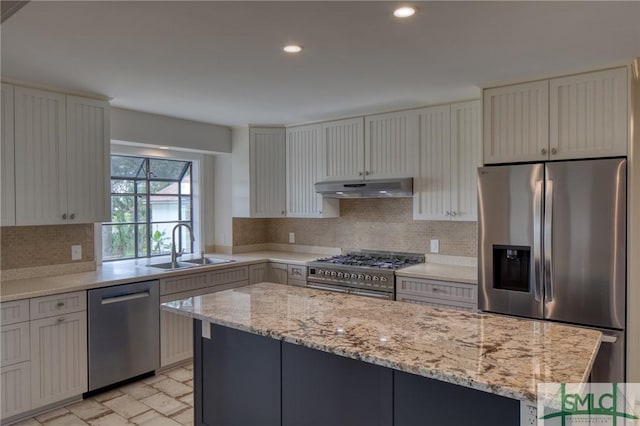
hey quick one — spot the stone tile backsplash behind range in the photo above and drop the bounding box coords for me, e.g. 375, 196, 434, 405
234, 199, 477, 257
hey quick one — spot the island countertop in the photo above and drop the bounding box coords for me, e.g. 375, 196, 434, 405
161, 282, 602, 404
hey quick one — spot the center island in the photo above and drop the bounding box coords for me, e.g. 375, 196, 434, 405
161, 282, 602, 426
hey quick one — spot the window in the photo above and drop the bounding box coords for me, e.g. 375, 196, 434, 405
102, 155, 193, 261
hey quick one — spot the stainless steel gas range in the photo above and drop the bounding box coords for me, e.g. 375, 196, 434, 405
306, 251, 425, 300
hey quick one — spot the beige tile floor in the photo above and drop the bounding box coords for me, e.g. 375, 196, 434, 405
12, 363, 194, 426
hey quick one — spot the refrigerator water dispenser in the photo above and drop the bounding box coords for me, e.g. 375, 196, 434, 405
493, 245, 530, 292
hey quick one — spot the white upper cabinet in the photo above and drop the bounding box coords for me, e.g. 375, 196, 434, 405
250, 127, 286, 217
12, 86, 110, 226
549, 67, 628, 159
483, 80, 549, 164
14, 87, 68, 225
364, 110, 416, 179
1, 84, 15, 226
286, 124, 339, 218
319, 117, 364, 181
66, 96, 110, 223
413, 101, 481, 221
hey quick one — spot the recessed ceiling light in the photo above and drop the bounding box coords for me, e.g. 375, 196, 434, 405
283, 45, 303, 54
393, 6, 416, 18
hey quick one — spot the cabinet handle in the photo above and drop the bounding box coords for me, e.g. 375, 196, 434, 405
57, 317, 66, 323
445, 211, 451, 216
365, 171, 370, 176
451, 211, 457, 217
281, 210, 285, 215
318, 211, 322, 214
359, 172, 363, 176
551, 147, 558, 155
541, 148, 547, 155
70, 213, 75, 220
56, 301, 65, 308
62, 213, 67, 220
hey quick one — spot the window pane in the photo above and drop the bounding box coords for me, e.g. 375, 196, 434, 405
149, 159, 188, 180
110, 196, 135, 223
137, 225, 148, 257
180, 196, 192, 221
136, 197, 148, 222
111, 155, 145, 178
150, 195, 179, 222
102, 224, 136, 260
150, 181, 177, 194
181, 168, 191, 194
137, 181, 147, 194
111, 179, 134, 194
150, 224, 173, 256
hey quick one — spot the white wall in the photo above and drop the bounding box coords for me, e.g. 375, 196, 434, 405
111, 107, 231, 153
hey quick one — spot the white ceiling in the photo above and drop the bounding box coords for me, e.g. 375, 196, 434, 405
2, 1, 639, 127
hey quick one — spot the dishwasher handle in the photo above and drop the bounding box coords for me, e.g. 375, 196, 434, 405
101, 291, 150, 305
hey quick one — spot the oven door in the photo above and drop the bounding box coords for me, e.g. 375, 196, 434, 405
306, 281, 393, 300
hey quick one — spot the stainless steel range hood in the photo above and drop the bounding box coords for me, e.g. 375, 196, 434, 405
315, 177, 413, 198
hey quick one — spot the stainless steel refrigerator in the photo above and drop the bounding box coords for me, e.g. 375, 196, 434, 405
478, 158, 626, 383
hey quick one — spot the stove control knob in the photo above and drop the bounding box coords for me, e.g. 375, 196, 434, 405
373, 276, 380, 281
337, 272, 344, 278
350, 273, 357, 279
380, 277, 388, 282
318, 270, 325, 275
357, 274, 364, 279
365, 275, 372, 281
331, 271, 338, 277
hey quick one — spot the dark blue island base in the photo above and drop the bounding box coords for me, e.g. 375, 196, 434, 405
193, 320, 520, 426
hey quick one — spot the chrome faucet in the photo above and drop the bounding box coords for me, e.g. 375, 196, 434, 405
171, 224, 195, 268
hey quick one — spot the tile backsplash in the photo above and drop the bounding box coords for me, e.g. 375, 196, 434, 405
1, 224, 95, 270
233, 199, 477, 257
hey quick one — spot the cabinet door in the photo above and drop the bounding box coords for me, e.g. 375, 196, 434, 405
483, 81, 549, 164
450, 100, 481, 221
413, 105, 451, 220
250, 128, 286, 217
66, 96, 110, 223
550, 67, 628, 159
1, 322, 30, 366
1, 83, 15, 226
286, 124, 337, 218
1, 361, 31, 420
14, 87, 67, 225
249, 263, 269, 284
319, 117, 364, 181
160, 310, 193, 368
268, 263, 288, 285
30, 311, 87, 409
364, 110, 416, 179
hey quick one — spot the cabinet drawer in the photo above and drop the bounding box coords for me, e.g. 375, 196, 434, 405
396, 293, 475, 312
1, 300, 29, 325
161, 272, 209, 296
210, 266, 249, 286
1, 322, 30, 367
29, 291, 86, 320
287, 265, 307, 281
396, 277, 477, 305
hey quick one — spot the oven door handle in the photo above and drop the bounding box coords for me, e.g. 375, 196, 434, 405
307, 283, 349, 293
352, 289, 392, 300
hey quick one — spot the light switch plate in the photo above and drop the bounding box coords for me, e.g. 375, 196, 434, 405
430, 239, 439, 253
71, 245, 82, 261
289, 232, 295, 244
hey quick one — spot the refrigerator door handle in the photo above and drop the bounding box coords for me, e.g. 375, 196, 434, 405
544, 180, 554, 303
532, 180, 543, 302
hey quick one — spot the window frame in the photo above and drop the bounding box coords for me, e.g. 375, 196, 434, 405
103, 155, 194, 261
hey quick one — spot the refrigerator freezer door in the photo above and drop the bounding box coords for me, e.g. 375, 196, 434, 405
544, 159, 626, 330
478, 163, 545, 318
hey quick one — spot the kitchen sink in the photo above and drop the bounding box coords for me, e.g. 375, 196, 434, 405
148, 258, 235, 270
183, 258, 235, 266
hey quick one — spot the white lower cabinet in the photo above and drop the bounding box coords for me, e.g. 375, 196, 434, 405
30, 310, 88, 409
396, 276, 477, 311
1, 361, 31, 419
159, 266, 249, 368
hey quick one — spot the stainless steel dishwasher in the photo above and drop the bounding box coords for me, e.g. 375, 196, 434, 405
88, 280, 160, 392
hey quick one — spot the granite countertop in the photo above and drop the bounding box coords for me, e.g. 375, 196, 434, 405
162, 282, 601, 404
0, 251, 325, 302
395, 262, 477, 284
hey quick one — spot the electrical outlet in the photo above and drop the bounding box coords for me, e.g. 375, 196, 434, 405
71, 245, 82, 261
430, 239, 439, 253
520, 402, 537, 426
289, 232, 295, 244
